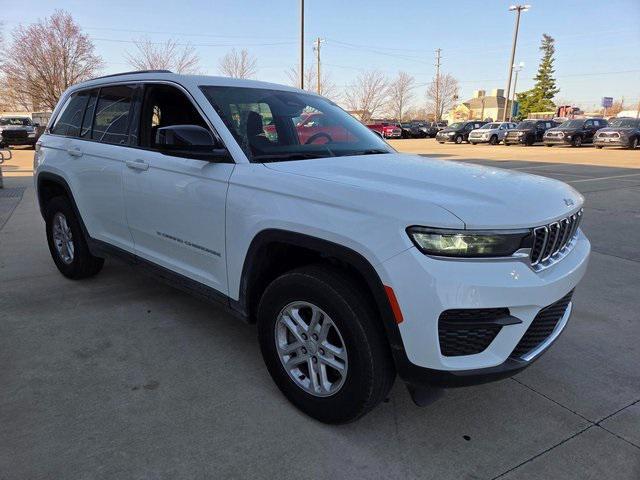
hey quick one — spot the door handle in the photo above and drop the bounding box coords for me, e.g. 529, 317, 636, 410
126, 159, 149, 171
67, 147, 83, 157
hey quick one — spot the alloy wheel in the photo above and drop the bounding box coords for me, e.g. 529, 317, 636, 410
274, 301, 348, 397
52, 212, 74, 264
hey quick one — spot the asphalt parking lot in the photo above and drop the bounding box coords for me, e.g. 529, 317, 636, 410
1, 144, 639, 479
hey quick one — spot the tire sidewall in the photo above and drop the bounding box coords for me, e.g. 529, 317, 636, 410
257, 271, 380, 423
45, 197, 91, 278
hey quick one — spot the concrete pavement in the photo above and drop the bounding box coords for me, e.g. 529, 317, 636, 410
1, 147, 639, 479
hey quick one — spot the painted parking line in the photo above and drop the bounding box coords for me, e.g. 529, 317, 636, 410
567, 173, 640, 183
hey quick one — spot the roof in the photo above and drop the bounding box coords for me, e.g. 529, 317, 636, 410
67, 71, 311, 97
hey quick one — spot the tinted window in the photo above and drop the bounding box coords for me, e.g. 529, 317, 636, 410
584, 120, 594, 128
51, 92, 90, 137
517, 121, 536, 129
139, 84, 209, 149
0, 117, 33, 126
609, 118, 639, 128
80, 90, 99, 138
92, 85, 134, 144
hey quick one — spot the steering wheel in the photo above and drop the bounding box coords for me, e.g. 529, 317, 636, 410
305, 132, 333, 145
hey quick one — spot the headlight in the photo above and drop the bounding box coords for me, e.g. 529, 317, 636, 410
447, 132, 455, 136
406, 226, 532, 258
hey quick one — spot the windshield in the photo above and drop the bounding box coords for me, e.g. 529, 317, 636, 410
448, 122, 464, 129
609, 118, 639, 128
559, 120, 584, 128
0, 117, 33, 126
201, 86, 393, 162
480, 123, 500, 129
516, 121, 536, 129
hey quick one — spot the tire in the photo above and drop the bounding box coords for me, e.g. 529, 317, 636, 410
545, 144, 553, 147
595, 145, 603, 149
572, 136, 583, 147
629, 137, 638, 149
257, 264, 395, 424
438, 141, 445, 144
525, 136, 534, 146
489, 135, 498, 145
470, 142, 477, 145
45, 196, 104, 279
454, 135, 463, 144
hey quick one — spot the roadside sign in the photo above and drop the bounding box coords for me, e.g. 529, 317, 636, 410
601, 97, 613, 108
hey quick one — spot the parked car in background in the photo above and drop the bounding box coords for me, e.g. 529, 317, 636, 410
400, 123, 427, 139
504, 120, 558, 146
418, 122, 439, 138
543, 118, 608, 147
436, 121, 487, 144
593, 117, 640, 149
468, 122, 518, 145
367, 123, 402, 139
294, 112, 356, 144
0, 116, 40, 148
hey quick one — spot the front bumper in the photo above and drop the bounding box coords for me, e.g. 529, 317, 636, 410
436, 134, 456, 142
0, 136, 36, 146
468, 136, 490, 143
378, 230, 590, 388
544, 136, 571, 145
385, 132, 402, 138
593, 137, 628, 147
504, 135, 527, 144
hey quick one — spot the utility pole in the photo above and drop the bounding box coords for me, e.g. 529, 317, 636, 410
313, 37, 324, 94
503, 4, 530, 121
434, 48, 441, 121
510, 62, 524, 121
299, 0, 305, 89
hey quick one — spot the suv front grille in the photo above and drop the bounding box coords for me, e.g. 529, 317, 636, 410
530, 209, 582, 268
438, 308, 513, 357
510, 290, 573, 359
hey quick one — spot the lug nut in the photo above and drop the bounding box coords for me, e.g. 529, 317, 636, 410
318, 348, 325, 355
312, 356, 317, 363
301, 347, 307, 354
312, 334, 318, 341
301, 333, 308, 340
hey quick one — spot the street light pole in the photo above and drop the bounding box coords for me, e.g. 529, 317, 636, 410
503, 4, 529, 121
299, 0, 305, 89
510, 62, 524, 121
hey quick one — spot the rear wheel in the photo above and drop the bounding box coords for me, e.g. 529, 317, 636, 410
257, 265, 395, 424
45, 196, 104, 279
470, 142, 477, 145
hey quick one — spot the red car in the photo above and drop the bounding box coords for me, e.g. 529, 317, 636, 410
367, 123, 402, 139
264, 113, 358, 144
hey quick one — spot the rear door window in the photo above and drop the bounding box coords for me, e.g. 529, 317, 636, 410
79, 90, 99, 139
51, 91, 90, 137
92, 85, 135, 145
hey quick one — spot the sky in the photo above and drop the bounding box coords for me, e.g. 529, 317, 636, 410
1, 0, 639, 112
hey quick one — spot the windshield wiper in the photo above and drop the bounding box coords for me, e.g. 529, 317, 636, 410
253, 152, 328, 163
342, 149, 390, 156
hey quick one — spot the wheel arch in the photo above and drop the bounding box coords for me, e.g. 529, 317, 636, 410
234, 229, 407, 359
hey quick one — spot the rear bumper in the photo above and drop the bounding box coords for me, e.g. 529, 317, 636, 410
377, 230, 590, 388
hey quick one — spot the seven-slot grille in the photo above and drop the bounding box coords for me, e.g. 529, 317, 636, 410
530, 209, 583, 267
510, 290, 573, 359
597, 131, 620, 139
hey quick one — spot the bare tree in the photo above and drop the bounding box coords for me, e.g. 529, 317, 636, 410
285, 65, 338, 100
344, 70, 389, 123
0, 10, 103, 111
426, 73, 459, 121
387, 71, 415, 121
219, 49, 257, 79
126, 38, 200, 74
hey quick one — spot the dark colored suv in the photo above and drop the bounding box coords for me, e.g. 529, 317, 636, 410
544, 118, 608, 147
593, 117, 640, 149
436, 121, 487, 144
504, 120, 558, 146
0, 116, 40, 148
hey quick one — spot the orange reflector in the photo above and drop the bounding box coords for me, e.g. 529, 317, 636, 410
384, 285, 404, 324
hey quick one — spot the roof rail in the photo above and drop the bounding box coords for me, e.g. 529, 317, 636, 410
89, 69, 173, 81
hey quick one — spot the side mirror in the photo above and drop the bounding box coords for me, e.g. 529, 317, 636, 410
155, 125, 229, 162
33, 123, 40, 128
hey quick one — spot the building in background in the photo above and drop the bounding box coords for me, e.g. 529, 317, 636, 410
445, 89, 507, 123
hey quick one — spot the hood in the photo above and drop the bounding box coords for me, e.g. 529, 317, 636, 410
509, 127, 533, 133
264, 154, 583, 229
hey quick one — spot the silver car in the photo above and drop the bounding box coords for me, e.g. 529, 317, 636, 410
469, 122, 518, 145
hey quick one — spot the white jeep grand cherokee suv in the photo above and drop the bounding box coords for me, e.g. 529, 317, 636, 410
35, 71, 590, 423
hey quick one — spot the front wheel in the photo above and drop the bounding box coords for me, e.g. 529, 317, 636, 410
257, 265, 395, 424
489, 135, 498, 145
454, 135, 463, 144
595, 145, 603, 149
629, 137, 639, 149
45, 196, 104, 279
572, 136, 583, 147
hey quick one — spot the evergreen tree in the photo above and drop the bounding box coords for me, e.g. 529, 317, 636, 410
516, 34, 560, 119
